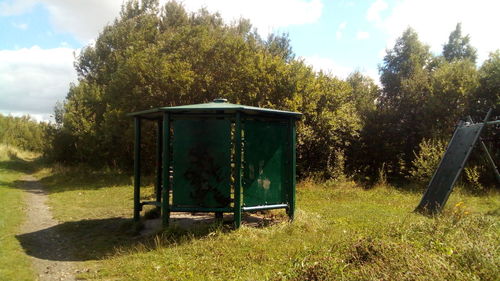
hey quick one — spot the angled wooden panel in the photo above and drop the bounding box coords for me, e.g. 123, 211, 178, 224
416, 122, 484, 214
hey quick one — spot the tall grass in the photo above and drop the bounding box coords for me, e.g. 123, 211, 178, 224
0, 144, 38, 161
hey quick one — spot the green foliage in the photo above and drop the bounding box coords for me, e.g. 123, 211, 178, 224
367, 25, 496, 188
362, 28, 434, 178
409, 138, 447, 183
47, 4, 496, 187
346, 71, 379, 120
443, 23, 477, 63
464, 165, 484, 192
51, 0, 360, 177
428, 59, 479, 135
471, 51, 500, 115
0, 114, 48, 153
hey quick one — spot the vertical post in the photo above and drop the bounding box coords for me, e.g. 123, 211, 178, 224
156, 119, 163, 206
161, 113, 171, 227
234, 112, 242, 229
133, 117, 142, 222
287, 118, 296, 220
479, 140, 500, 184
468, 111, 500, 185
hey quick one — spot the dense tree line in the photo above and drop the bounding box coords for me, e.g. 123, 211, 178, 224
362, 25, 499, 187
40, 1, 499, 187
0, 114, 48, 152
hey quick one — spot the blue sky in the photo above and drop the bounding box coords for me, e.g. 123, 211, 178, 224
1, 0, 499, 121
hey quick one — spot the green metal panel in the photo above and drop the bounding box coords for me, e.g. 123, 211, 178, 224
172, 119, 232, 208
243, 119, 288, 206
416, 122, 485, 214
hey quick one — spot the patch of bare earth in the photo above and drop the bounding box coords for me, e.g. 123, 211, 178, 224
18, 175, 78, 281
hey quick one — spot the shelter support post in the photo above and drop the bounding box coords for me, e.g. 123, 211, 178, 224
162, 113, 171, 227
287, 118, 296, 220
133, 117, 141, 222
234, 112, 242, 229
156, 119, 163, 208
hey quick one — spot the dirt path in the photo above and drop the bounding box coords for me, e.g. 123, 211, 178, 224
18, 175, 77, 281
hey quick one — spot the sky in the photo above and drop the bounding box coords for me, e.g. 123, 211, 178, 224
1, 0, 500, 122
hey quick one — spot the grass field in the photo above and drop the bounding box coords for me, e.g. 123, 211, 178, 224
1, 149, 499, 280
36, 166, 500, 281
0, 145, 35, 281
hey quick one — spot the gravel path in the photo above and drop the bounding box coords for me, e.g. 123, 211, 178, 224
18, 175, 77, 281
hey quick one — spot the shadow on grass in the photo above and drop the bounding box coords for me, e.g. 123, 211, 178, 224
16, 217, 135, 261
0, 159, 38, 174
1, 157, 134, 193
15, 216, 232, 262
16, 213, 280, 262
38, 171, 133, 194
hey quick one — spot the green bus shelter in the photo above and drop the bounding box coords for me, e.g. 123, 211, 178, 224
128, 99, 301, 228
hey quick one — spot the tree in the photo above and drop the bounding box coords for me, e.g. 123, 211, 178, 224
346, 71, 379, 119
443, 23, 477, 63
0, 114, 48, 152
428, 60, 478, 135
52, 0, 361, 177
379, 28, 432, 108
375, 28, 433, 177
470, 51, 500, 116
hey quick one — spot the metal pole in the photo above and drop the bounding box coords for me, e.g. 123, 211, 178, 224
485, 120, 500, 126
156, 119, 163, 207
133, 117, 141, 222
467, 112, 500, 185
479, 140, 500, 185
161, 113, 171, 227
234, 112, 242, 229
287, 118, 296, 220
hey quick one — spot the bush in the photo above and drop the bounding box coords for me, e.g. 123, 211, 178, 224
409, 138, 446, 183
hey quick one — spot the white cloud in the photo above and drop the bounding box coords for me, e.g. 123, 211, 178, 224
181, 0, 323, 37
3, 0, 323, 42
366, 0, 388, 23
356, 31, 369, 40
371, 0, 500, 63
0, 0, 123, 43
12, 22, 29, 30
0, 46, 77, 121
336, 21, 347, 39
0, 0, 37, 16
302, 55, 353, 79
41, 0, 122, 43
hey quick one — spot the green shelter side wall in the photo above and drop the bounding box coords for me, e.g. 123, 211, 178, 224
172, 119, 232, 208
243, 119, 288, 206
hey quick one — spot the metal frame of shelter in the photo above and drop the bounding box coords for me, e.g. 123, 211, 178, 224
128, 99, 302, 228
415, 109, 500, 215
